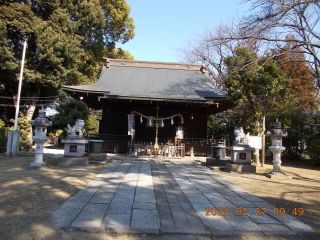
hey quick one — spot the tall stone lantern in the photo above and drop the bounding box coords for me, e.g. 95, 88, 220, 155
28, 110, 52, 168
266, 118, 289, 177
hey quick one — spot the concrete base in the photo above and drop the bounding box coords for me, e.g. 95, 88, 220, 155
265, 171, 292, 180
206, 158, 230, 166
226, 163, 256, 173
208, 166, 226, 172
58, 157, 89, 166
25, 162, 46, 168
89, 160, 106, 164
88, 153, 107, 161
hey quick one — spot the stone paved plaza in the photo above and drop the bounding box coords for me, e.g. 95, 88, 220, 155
52, 157, 316, 238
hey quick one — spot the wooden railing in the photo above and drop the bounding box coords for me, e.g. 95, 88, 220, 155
85, 134, 130, 154
84, 134, 225, 157
180, 138, 225, 157
127, 142, 185, 157
179, 138, 226, 146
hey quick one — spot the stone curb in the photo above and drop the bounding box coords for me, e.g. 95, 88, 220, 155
160, 228, 211, 235
64, 226, 105, 233
64, 226, 318, 237
107, 228, 160, 235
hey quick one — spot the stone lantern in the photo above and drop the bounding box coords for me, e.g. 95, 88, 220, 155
266, 118, 289, 177
28, 110, 52, 167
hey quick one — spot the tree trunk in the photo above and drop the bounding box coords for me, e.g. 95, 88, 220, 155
25, 85, 40, 148
25, 100, 37, 148
254, 120, 261, 166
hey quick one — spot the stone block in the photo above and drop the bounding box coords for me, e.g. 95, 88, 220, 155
226, 163, 256, 173
89, 160, 106, 164
60, 196, 91, 209
107, 199, 133, 214
228, 145, 255, 164
52, 208, 82, 227
114, 189, 135, 199
131, 209, 160, 229
225, 215, 262, 231
62, 138, 88, 157
88, 153, 107, 161
206, 158, 230, 166
58, 157, 89, 166
103, 213, 131, 228
185, 193, 211, 204
133, 202, 156, 210
90, 192, 114, 204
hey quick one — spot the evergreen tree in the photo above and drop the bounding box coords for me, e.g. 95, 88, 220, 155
224, 47, 291, 166
0, 0, 135, 146
9, 112, 31, 149
53, 99, 90, 135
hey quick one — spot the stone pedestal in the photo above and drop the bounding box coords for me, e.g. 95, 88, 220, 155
227, 144, 256, 173
62, 138, 88, 157
59, 137, 89, 166
228, 145, 255, 165
30, 140, 47, 167
226, 163, 256, 173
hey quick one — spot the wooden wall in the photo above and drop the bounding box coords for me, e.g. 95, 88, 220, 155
99, 99, 209, 143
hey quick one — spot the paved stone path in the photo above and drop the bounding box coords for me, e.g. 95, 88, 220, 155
52, 157, 316, 238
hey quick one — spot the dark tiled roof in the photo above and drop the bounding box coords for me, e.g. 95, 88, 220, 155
62, 59, 227, 102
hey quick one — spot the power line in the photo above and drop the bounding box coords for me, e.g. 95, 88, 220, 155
0, 103, 54, 107
0, 95, 59, 99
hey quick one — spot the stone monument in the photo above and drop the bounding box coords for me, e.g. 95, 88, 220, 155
266, 119, 291, 179
59, 119, 88, 166
27, 109, 52, 168
227, 127, 256, 172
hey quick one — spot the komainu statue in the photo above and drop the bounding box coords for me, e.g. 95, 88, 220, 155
234, 127, 250, 145
67, 119, 85, 138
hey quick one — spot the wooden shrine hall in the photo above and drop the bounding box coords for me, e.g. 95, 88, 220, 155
62, 58, 234, 156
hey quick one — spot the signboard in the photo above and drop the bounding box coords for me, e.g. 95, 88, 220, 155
70, 145, 77, 152
239, 153, 246, 160
248, 136, 262, 150
128, 114, 134, 135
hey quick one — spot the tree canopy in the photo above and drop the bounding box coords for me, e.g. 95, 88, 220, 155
0, 0, 135, 114
0, 0, 135, 146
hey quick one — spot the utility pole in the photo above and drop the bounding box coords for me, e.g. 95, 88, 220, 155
6, 40, 27, 157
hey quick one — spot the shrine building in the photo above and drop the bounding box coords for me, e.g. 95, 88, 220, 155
62, 58, 234, 156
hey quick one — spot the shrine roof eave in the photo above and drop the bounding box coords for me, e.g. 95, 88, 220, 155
62, 86, 229, 104
97, 95, 227, 104
62, 86, 110, 95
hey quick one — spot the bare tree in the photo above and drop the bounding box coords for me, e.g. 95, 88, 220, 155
179, 1, 320, 89
240, 0, 320, 88
177, 22, 242, 90
178, 18, 277, 90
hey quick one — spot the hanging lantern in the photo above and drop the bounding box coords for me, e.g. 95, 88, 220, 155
171, 117, 174, 125
149, 118, 152, 126
140, 115, 143, 123
161, 119, 164, 127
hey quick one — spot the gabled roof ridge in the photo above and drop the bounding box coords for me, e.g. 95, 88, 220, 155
104, 58, 203, 71
109, 64, 201, 71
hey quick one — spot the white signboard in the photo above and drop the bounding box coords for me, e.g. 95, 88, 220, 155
128, 114, 134, 135
248, 136, 262, 150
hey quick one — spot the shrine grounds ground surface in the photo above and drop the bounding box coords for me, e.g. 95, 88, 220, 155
0, 148, 320, 240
